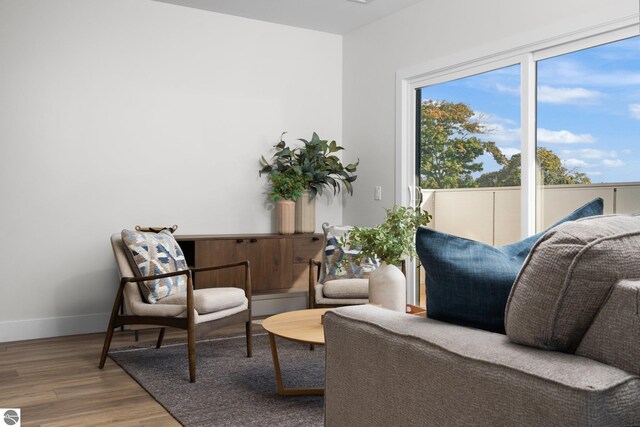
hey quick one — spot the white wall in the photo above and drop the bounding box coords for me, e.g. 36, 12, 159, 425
0, 0, 342, 341
342, 0, 639, 226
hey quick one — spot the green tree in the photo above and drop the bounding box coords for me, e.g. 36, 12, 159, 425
476, 147, 591, 187
419, 100, 502, 188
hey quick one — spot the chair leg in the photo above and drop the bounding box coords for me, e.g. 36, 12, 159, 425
99, 286, 125, 369
99, 326, 115, 369
246, 321, 253, 357
156, 328, 166, 349
188, 324, 196, 383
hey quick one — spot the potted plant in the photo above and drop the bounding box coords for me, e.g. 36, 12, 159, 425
339, 205, 432, 311
294, 132, 359, 233
259, 141, 307, 234
260, 132, 359, 233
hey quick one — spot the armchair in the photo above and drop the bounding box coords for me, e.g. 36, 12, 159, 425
308, 223, 405, 309
99, 231, 252, 383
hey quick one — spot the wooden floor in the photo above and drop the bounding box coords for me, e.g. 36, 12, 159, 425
0, 323, 262, 427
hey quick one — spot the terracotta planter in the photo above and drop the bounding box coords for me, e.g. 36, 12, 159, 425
295, 190, 316, 233
276, 199, 295, 235
368, 262, 406, 312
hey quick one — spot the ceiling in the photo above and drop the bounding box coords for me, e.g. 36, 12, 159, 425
154, 0, 424, 34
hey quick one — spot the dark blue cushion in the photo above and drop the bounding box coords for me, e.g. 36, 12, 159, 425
416, 198, 604, 333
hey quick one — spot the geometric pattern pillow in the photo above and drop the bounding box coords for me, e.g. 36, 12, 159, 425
320, 223, 378, 283
121, 229, 188, 304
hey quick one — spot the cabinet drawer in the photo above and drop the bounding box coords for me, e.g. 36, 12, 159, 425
293, 235, 323, 264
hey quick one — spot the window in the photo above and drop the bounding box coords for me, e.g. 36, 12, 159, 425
401, 21, 639, 305
418, 65, 521, 190
536, 36, 640, 229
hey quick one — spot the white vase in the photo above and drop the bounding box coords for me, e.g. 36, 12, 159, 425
368, 262, 406, 312
276, 200, 295, 235
295, 190, 316, 233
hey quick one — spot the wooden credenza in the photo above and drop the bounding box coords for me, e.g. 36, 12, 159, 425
176, 234, 324, 294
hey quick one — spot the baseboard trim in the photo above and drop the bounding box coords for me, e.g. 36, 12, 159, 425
0, 312, 111, 343
0, 291, 310, 342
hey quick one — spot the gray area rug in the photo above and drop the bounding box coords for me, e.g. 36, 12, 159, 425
109, 333, 324, 426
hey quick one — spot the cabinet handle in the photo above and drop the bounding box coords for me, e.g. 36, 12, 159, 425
250, 238, 258, 243
312, 237, 320, 241
236, 239, 244, 243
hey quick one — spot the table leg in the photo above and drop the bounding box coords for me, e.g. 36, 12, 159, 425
267, 332, 324, 396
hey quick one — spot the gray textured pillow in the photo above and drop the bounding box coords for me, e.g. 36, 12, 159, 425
505, 214, 640, 353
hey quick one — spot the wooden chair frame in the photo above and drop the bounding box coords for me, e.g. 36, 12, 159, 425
99, 261, 252, 383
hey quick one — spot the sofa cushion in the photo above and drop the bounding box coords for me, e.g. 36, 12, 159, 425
157, 287, 247, 315
323, 279, 369, 298
505, 214, 640, 353
121, 229, 188, 303
320, 223, 377, 283
416, 198, 603, 333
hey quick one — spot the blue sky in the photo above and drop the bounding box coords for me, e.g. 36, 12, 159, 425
420, 35, 640, 184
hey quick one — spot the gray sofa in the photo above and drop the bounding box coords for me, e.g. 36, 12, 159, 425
324, 215, 640, 426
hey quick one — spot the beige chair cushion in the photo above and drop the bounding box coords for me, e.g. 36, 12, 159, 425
505, 214, 640, 353
322, 278, 369, 298
157, 287, 247, 315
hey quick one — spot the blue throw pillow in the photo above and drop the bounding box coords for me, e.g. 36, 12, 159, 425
416, 198, 604, 333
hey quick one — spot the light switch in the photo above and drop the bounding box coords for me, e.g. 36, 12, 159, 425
374, 186, 382, 200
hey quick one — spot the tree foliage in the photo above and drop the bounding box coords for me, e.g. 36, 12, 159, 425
420, 100, 591, 188
475, 148, 591, 187
419, 100, 487, 189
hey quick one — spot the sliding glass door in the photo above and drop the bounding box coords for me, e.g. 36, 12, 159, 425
407, 28, 639, 305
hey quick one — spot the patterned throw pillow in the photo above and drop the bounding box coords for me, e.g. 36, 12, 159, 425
121, 229, 188, 304
321, 223, 378, 283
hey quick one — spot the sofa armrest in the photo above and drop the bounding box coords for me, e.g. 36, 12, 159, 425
576, 279, 640, 375
324, 305, 640, 427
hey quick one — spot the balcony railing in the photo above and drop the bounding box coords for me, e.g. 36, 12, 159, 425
420, 182, 640, 246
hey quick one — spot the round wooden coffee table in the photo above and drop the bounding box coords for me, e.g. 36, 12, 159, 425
262, 308, 330, 396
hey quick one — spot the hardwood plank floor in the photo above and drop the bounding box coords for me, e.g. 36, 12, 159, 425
0, 322, 262, 427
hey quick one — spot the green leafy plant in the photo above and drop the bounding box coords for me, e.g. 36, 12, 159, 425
266, 170, 306, 202
294, 132, 359, 199
259, 132, 359, 200
339, 205, 432, 267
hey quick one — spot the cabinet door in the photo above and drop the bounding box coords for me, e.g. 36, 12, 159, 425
194, 239, 246, 288
246, 238, 293, 292
292, 235, 324, 289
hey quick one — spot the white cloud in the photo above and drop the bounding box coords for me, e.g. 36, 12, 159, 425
563, 158, 588, 168
483, 123, 520, 144
537, 85, 603, 104
538, 59, 640, 87
472, 111, 520, 145
537, 128, 596, 144
495, 84, 519, 95
602, 159, 625, 168
629, 104, 640, 120
499, 147, 521, 158
577, 149, 617, 160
